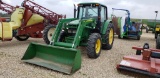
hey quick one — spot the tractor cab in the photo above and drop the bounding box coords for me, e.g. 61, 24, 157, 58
73, 3, 108, 31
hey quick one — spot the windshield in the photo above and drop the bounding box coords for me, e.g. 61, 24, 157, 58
78, 6, 98, 19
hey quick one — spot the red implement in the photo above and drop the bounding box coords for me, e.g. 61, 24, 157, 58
22, 0, 66, 24
117, 46, 160, 77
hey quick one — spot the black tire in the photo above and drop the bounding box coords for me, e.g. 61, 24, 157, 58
15, 35, 29, 41
136, 50, 141, 55
118, 35, 121, 39
86, 33, 102, 58
58, 32, 67, 42
146, 27, 148, 33
156, 35, 160, 49
155, 32, 158, 39
152, 30, 155, 33
43, 25, 56, 44
102, 23, 114, 50
137, 35, 140, 40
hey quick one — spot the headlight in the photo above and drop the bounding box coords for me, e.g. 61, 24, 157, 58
68, 29, 77, 33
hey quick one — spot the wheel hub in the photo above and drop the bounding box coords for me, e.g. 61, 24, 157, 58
95, 39, 101, 54
109, 28, 113, 45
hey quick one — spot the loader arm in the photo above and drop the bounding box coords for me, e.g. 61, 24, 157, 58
52, 18, 96, 48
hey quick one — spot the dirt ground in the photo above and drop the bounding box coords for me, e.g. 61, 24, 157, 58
0, 30, 156, 78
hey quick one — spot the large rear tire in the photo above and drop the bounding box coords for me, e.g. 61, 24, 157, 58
102, 23, 114, 50
15, 35, 29, 41
43, 25, 56, 44
86, 33, 102, 58
156, 35, 160, 49
155, 32, 158, 39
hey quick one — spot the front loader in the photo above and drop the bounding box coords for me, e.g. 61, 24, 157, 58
22, 2, 114, 74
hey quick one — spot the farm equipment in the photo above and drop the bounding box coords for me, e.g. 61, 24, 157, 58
117, 43, 160, 77
146, 20, 160, 34
0, 0, 15, 14
155, 23, 160, 39
0, 0, 65, 42
112, 8, 142, 40
22, 2, 114, 74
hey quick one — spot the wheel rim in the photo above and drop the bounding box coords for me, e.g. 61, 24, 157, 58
109, 28, 113, 45
95, 39, 101, 54
47, 27, 55, 41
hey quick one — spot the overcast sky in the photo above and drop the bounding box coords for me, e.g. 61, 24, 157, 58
3, 0, 160, 19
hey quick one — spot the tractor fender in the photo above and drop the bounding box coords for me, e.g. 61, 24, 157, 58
101, 20, 112, 34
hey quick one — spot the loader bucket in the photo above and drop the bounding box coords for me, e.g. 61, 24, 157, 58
21, 42, 81, 74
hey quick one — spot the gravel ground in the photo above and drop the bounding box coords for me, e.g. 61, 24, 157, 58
0, 30, 156, 78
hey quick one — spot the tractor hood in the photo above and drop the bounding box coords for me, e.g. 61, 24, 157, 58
68, 18, 95, 25
68, 19, 80, 25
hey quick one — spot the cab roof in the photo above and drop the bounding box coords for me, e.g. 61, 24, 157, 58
78, 2, 106, 7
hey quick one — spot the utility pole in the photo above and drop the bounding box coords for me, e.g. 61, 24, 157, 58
154, 11, 158, 33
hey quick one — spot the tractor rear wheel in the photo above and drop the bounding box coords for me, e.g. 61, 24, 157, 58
102, 23, 114, 50
15, 35, 29, 41
86, 33, 102, 58
43, 25, 56, 44
156, 35, 160, 49
155, 32, 158, 39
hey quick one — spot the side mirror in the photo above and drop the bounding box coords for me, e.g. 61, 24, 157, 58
74, 4, 77, 18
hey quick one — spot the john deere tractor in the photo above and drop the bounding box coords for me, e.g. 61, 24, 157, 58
22, 2, 114, 74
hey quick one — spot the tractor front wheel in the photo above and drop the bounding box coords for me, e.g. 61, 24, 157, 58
43, 25, 56, 44
102, 23, 114, 50
146, 27, 148, 33
15, 35, 29, 41
86, 33, 102, 58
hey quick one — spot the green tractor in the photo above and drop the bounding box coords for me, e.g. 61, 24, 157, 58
146, 20, 160, 34
155, 23, 160, 39
21, 2, 114, 74
155, 24, 160, 49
